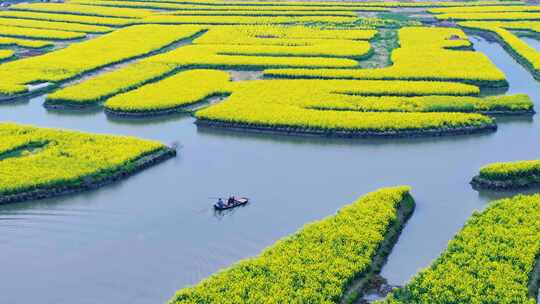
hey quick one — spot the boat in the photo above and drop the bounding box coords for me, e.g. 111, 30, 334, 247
214, 197, 249, 210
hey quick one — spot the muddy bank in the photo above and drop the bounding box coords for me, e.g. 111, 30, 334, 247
0, 147, 176, 205
195, 119, 497, 139
471, 174, 540, 191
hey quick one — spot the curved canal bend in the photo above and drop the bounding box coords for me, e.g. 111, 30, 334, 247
0, 36, 539, 303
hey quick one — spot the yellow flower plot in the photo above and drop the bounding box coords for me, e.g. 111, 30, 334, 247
194, 79, 497, 136
85, 0, 520, 8
138, 14, 358, 25
0, 50, 15, 61
265, 27, 507, 87
104, 69, 230, 113
170, 187, 414, 304
0, 37, 52, 49
167, 9, 358, 17
0, 10, 135, 26
10, 3, 155, 19
46, 25, 373, 105
471, 156, 540, 190
430, 5, 540, 14
436, 12, 540, 20
0, 123, 174, 204
0, 25, 86, 40
384, 193, 540, 304
70, 0, 389, 11
0, 16, 113, 33
459, 21, 540, 78
101, 70, 523, 115
0, 24, 204, 96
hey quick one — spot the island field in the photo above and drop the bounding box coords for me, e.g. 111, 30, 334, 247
2, 0, 540, 303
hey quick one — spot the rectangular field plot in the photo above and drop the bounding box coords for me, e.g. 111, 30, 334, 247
169, 187, 414, 303
0, 123, 175, 204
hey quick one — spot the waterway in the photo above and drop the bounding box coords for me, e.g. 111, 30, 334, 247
0, 35, 539, 304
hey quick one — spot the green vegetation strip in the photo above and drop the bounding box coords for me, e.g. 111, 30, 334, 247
384, 193, 540, 303
472, 158, 540, 190
0, 123, 175, 204
169, 186, 414, 304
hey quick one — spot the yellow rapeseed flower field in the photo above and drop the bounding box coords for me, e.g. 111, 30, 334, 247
0, 123, 167, 196
170, 187, 413, 303
0, 16, 113, 33
385, 194, 540, 304
0, 24, 204, 95
0, 37, 52, 48
265, 27, 507, 86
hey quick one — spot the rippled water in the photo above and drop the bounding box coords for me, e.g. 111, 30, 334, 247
0, 36, 539, 304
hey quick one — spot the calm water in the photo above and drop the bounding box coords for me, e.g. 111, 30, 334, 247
1, 36, 539, 304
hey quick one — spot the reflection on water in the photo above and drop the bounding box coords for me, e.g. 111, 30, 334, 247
1, 36, 540, 304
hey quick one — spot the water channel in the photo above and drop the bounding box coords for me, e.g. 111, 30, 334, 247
0, 35, 539, 304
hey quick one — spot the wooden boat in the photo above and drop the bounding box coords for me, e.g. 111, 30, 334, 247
214, 197, 249, 210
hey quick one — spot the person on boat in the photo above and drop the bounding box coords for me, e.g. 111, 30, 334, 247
227, 196, 234, 206
216, 198, 224, 208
